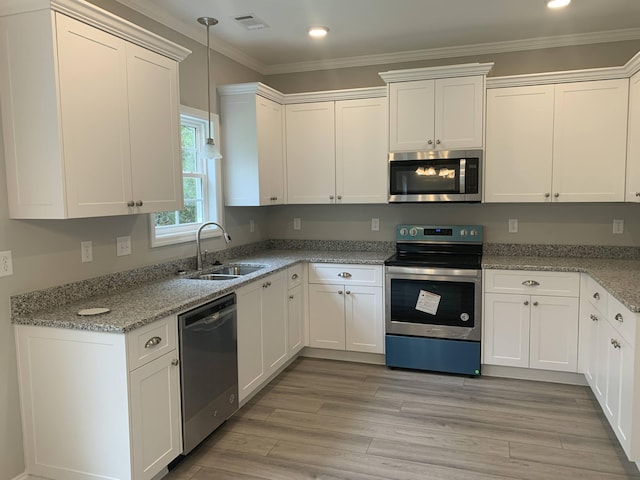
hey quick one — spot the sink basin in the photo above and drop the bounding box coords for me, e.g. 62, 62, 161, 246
210, 264, 265, 276
196, 274, 240, 281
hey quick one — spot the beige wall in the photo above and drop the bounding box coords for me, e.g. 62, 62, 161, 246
1, 2, 640, 479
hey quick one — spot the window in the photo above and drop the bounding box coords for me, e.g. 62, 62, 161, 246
150, 106, 223, 247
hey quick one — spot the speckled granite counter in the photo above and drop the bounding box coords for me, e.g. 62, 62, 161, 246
11, 249, 393, 333
483, 255, 640, 313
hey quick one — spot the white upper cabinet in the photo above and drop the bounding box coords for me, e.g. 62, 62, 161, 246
626, 70, 640, 201
286, 101, 337, 204
485, 85, 555, 202
0, 4, 189, 219
485, 79, 628, 203
381, 64, 492, 152
218, 84, 285, 206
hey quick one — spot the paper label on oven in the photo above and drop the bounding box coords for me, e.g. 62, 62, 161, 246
415, 290, 441, 315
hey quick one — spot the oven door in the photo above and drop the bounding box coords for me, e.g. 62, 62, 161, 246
385, 266, 482, 341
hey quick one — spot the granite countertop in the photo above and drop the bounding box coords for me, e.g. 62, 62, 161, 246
11, 249, 392, 334
483, 255, 640, 313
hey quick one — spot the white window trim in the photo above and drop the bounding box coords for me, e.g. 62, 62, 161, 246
149, 106, 224, 247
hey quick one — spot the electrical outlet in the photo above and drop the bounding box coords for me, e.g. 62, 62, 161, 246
0, 250, 13, 277
249, 219, 255, 233
116, 236, 131, 256
371, 218, 380, 231
81, 241, 93, 263
508, 219, 518, 233
613, 219, 624, 234
293, 218, 301, 230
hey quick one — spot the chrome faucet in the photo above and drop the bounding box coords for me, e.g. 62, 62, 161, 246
196, 221, 231, 271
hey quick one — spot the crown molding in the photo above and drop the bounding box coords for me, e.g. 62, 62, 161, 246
0, 0, 191, 61
217, 82, 286, 104
217, 83, 386, 104
380, 63, 494, 83
625, 50, 640, 76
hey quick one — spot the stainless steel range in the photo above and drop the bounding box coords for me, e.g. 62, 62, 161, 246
385, 224, 483, 375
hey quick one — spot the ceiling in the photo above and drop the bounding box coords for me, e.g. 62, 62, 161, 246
114, 0, 640, 74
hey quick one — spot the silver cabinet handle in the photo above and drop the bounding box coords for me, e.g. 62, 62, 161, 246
135, 200, 143, 207
522, 280, 540, 287
590, 314, 599, 322
533, 301, 539, 306
337, 195, 342, 200
329, 195, 335, 200
291, 273, 298, 280
524, 301, 529, 306
544, 193, 550, 198
636, 192, 640, 197
145, 336, 162, 348
262, 281, 271, 288
436, 139, 441, 145
171, 358, 179, 366
338, 290, 343, 295
127, 200, 135, 207
427, 140, 433, 145
346, 290, 351, 295
338, 272, 352, 279
615, 313, 624, 323
554, 193, 559, 198
289, 295, 294, 300
593, 292, 600, 300
611, 338, 621, 349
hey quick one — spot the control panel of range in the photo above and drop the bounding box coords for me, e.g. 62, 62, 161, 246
396, 224, 483, 243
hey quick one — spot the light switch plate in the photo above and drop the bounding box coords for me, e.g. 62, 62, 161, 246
0, 250, 13, 277
117, 236, 131, 256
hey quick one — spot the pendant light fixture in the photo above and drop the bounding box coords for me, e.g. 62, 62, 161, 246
197, 16, 222, 160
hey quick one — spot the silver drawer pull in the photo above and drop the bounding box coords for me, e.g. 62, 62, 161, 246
338, 290, 343, 295
522, 280, 540, 287
338, 272, 352, 279
611, 338, 621, 349
590, 314, 599, 322
145, 336, 162, 348
615, 313, 624, 323
171, 358, 179, 366
593, 292, 600, 300
291, 273, 298, 280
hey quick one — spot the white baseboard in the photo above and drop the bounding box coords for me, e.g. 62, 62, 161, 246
481, 364, 588, 385
300, 347, 385, 365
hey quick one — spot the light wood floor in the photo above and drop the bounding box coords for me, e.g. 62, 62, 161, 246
166, 357, 640, 480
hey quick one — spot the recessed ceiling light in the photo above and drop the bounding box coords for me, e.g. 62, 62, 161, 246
308, 26, 329, 38
547, 0, 571, 9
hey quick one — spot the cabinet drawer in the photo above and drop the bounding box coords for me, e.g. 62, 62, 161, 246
126, 316, 177, 371
584, 275, 608, 314
287, 264, 304, 290
309, 263, 383, 286
484, 270, 579, 297
607, 295, 637, 347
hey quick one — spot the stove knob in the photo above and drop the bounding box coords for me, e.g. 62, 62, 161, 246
460, 229, 467, 237
400, 227, 408, 236
470, 229, 478, 236
409, 227, 418, 236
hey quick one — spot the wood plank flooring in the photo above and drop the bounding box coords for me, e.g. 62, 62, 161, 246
165, 357, 640, 480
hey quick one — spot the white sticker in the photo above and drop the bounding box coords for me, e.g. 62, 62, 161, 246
415, 290, 441, 315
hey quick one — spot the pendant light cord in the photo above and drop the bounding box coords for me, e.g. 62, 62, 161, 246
206, 23, 212, 142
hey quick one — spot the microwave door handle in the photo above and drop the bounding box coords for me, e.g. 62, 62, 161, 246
460, 159, 466, 194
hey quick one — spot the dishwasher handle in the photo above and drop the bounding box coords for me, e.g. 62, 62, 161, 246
183, 304, 236, 330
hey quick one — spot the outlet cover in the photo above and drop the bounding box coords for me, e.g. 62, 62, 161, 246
371, 218, 380, 231
613, 219, 624, 234
508, 219, 518, 233
0, 250, 13, 277
293, 218, 301, 230
116, 236, 131, 256
81, 241, 93, 263
249, 219, 255, 233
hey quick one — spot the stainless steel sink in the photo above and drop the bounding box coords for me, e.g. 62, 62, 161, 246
196, 274, 240, 281
210, 264, 264, 276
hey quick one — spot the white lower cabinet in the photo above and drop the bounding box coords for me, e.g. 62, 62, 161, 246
579, 274, 638, 459
308, 263, 384, 354
237, 270, 292, 403
483, 270, 579, 372
287, 264, 306, 355
14, 316, 181, 480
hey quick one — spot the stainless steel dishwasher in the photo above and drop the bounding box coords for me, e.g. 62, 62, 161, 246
178, 292, 238, 454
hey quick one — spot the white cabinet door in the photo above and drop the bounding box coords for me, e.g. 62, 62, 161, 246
129, 351, 182, 480
288, 284, 305, 355
56, 14, 133, 218
485, 85, 554, 202
308, 284, 346, 350
389, 79, 435, 151
626, 71, 640, 202
257, 97, 285, 205
434, 76, 484, 150
262, 271, 288, 374
603, 319, 621, 422
617, 335, 634, 454
529, 296, 579, 372
552, 79, 628, 202
335, 97, 388, 203
127, 43, 182, 214
345, 285, 384, 353
236, 281, 264, 402
483, 293, 530, 367
582, 302, 603, 388
286, 102, 336, 203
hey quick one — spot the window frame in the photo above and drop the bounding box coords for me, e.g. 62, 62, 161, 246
149, 105, 223, 247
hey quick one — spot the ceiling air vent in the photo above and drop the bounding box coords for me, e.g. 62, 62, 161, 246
233, 14, 269, 30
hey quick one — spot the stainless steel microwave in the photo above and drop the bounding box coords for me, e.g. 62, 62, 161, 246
389, 149, 482, 203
